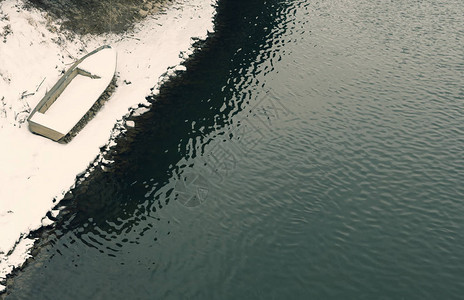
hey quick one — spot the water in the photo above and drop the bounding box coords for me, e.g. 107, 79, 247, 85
4, 0, 464, 298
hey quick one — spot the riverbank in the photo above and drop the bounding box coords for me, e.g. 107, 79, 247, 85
0, 0, 215, 292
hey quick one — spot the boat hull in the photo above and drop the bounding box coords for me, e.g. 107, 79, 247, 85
27, 45, 117, 141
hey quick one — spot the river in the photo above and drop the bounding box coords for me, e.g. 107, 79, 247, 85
4, 0, 464, 298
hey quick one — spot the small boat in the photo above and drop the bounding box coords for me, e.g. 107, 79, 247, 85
28, 45, 117, 141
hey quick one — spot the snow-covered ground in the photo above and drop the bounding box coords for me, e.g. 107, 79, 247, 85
0, 0, 215, 291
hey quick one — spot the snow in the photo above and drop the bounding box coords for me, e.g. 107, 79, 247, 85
0, 0, 216, 291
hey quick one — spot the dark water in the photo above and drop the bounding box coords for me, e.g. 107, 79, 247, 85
5, 0, 464, 298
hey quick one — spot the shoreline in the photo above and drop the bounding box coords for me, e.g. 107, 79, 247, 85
0, 0, 216, 292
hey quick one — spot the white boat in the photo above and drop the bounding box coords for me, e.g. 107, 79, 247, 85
28, 45, 117, 141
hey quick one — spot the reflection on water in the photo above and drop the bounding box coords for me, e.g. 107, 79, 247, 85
5, 0, 464, 298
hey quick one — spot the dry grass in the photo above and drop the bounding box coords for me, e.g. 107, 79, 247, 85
25, 0, 172, 34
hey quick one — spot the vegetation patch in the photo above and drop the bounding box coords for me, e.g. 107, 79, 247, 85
25, 0, 174, 34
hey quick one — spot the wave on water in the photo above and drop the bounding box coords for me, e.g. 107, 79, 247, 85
0, 0, 216, 292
